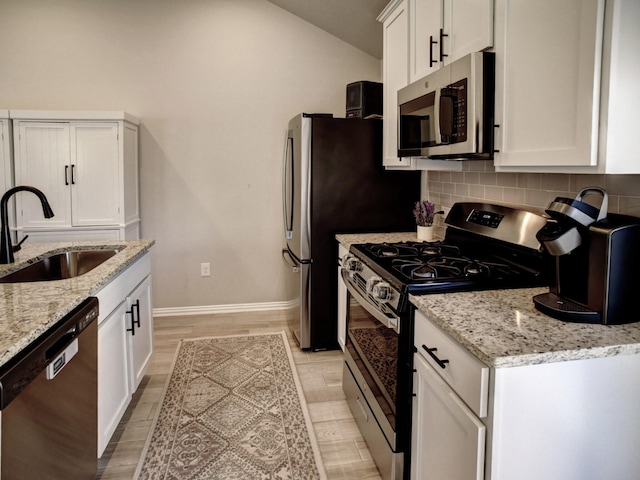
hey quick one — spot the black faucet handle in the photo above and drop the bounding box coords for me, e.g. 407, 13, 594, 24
12, 235, 29, 253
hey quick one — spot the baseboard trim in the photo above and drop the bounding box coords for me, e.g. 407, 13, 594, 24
153, 300, 295, 317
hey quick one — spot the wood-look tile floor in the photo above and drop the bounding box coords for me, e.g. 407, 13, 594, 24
96, 311, 383, 479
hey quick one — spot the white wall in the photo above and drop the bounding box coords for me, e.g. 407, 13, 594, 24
0, 0, 382, 309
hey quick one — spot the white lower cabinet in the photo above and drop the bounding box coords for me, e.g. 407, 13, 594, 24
412, 308, 640, 480
97, 253, 153, 456
412, 309, 487, 480
126, 274, 153, 392
412, 353, 486, 480
97, 302, 131, 456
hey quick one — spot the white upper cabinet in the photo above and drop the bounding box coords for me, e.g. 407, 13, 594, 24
410, 0, 494, 82
410, 0, 443, 81
493, 0, 605, 170
379, 0, 416, 169
71, 123, 121, 227
494, 0, 640, 173
11, 111, 140, 239
14, 122, 73, 228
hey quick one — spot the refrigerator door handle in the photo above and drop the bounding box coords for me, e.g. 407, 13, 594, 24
282, 131, 294, 241
282, 248, 300, 273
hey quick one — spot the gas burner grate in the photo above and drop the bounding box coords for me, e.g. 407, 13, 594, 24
365, 241, 462, 259
391, 256, 520, 281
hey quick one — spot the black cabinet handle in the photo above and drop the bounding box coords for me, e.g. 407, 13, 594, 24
429, 35, 438, 67
133, 299, 141, 329
65, 165, 69, 185
422, 344, 449, 369
439, 28, 448, 62
70, 164, 76, 184
126, 304, 136, 335
126, 299, 142, 335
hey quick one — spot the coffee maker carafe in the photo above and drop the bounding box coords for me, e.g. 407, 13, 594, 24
534, 188, 640, 324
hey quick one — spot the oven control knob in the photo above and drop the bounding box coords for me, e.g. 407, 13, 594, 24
366, 276, 394, 302
343, 255, 362, 273
371, 280, 393, 303
366, 276, 382, 292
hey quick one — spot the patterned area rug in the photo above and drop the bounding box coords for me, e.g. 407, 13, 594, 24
134, 332, 326, 480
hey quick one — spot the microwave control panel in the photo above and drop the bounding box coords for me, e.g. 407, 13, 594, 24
441, 78, 467, 144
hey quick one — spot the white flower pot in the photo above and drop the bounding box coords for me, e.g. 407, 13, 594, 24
417, 225, 434, 241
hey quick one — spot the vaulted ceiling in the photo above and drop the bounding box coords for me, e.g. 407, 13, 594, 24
266, 0, 389, 59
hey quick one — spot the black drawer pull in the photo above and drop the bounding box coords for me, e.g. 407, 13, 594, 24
422, 344, 449, 369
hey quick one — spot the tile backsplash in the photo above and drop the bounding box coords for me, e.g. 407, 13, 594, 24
423, 161, 640, 232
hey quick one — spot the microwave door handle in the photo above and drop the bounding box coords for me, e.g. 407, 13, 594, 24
341, 269, 400, 334
434, 87, 442, 144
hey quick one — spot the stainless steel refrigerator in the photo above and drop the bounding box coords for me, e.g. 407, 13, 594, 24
282, 113, 420, 351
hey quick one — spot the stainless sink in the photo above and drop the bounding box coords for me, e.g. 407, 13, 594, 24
0, 249, 119, 283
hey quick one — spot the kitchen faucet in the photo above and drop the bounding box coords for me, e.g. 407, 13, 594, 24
1, 186, 54, 264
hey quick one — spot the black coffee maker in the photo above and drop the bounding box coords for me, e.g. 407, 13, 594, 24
534, 188, 640, 324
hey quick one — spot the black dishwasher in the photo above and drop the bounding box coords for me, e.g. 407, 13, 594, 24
0, 297, 98, 480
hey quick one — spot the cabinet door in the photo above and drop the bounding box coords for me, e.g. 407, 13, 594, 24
411, 0, 493, 83
1, 119, 10, 194
493, 0, 605, 168
126, 275, 153, 392
14, 122, 72, 228
98, 302, 131, 457
382, 0, 415, 169
122, 123, 140, 226
0, 119, 14, 236
446, 0, 493, 64
411, 352, 486, 480
71, 122, 120, 226
410, 0, 443, 81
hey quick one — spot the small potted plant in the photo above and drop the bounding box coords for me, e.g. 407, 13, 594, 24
413, 200, 441, 241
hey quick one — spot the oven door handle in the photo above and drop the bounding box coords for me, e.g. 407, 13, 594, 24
341, 269, 400, 334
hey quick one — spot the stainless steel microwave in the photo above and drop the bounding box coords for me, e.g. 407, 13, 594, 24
397, 51, 495, 160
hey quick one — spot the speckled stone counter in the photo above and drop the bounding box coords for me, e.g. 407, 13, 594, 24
411, 288, 640, 369
0, 239, 155, 369
336, 232, 421, 249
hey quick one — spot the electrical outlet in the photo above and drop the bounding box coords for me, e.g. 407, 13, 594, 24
200, 262, 211, 277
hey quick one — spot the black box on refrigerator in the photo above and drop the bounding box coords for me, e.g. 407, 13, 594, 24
346, 81, 382, 118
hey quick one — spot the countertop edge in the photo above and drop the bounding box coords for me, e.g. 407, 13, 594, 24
0, 240, 155, 369
410, 291, 640, 369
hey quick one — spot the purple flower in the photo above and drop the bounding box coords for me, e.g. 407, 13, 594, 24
413, 200, 436, 226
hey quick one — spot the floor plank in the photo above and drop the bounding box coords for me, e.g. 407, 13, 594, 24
96, 313, 382, 480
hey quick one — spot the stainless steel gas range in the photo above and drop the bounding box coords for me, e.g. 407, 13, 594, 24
340, 202, 553, 480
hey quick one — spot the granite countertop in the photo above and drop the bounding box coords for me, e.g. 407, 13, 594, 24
336, 232, 422, 249
411, 289, 640, 369
0, 239, 155, 369
335, 232, 640, 370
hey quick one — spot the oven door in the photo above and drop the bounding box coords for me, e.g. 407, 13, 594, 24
341, 269, 400, 448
